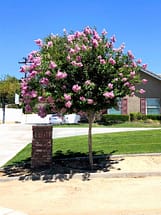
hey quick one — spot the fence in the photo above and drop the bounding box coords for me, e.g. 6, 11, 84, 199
0, 108, 51, 124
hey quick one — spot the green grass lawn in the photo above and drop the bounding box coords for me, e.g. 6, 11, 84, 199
5, 129, 161, 166
52, 121, 161, 128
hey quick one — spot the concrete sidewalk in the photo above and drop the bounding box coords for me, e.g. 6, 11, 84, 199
0, 206, 28, 215
0, 124, 32, 167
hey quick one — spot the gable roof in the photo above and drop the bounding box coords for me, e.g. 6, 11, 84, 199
140, 69, 161, 81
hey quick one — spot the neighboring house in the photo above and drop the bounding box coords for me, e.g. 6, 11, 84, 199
108, 69, 161, 115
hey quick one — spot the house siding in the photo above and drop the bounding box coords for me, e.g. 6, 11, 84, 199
127, 96, 140, 114
107, 70, 161, 115
118, 70, 161, 115
128, 70, 161, 115
136, 71, 161, 100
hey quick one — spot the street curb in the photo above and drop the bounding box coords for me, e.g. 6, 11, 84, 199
1, 171, 161, 182
111, 152, 161, 157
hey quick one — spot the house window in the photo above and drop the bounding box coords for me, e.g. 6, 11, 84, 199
146, 98, 160, 114
108, 107, 121, 115
108, 99, 122, 114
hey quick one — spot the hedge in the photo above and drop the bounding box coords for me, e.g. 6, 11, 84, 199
101, 114, 129, 125
101, 113, 161, 125
130, 112, 161, 121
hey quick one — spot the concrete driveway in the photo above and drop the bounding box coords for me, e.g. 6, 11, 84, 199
0, 124, 160, 167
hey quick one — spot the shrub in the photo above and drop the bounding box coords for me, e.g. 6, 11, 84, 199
130, 112, 161, 121
130, 112, 146, 122
101, 114, 129, 125
130, 112, 138, 121
130, 112, 147, 121
146, 114, 161, 120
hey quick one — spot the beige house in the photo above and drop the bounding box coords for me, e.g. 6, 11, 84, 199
108, 69, 161, 115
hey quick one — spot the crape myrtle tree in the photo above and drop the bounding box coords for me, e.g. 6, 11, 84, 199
20, 26, 147, 168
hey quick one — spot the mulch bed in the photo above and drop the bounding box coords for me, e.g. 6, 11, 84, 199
0, 156, 123, 181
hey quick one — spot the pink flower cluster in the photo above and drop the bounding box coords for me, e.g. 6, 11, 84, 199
38, 106, 47, 117
47, 41, 53, 47
19, 65, 30, 73
139, 89, 146, 94
87, 99, 94, 104
100, 59, 106, 65
34, 39, 43, 47
45, 70, 51, 76
66, 26, 110, 69
64, 93, 71, 101
142, 64, 147, 70
80, 96, 86, 101
108, 57, 116, 65
113, 43, 125, 53
38, 96, 46, 103
79, 96, 94, 105
49, 61, 57, 69
108, 83, 113, 89
127, 50, 135, 59
72, 84, 81, 93
142, 79, 148, 84
71, 61, 83, 67
55, 70, 67, 80
65, 101, 72, 108
85, 80, 91, 85
40, 77, 49, 86
103, 91, 115, 99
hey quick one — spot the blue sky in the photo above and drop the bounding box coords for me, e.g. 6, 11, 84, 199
0, 0, 161, 79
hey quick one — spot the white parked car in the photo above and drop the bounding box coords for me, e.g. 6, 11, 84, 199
63, 114, 80, 124
49, 114, 63, 125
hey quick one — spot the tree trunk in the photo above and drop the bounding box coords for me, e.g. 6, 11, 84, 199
87, 111, 95, 169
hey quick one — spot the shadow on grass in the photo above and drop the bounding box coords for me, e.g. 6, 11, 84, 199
1, 150, 124, 182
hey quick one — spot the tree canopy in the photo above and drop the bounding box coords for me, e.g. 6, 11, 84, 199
20, 26, 147, 167
0, 75, 20, 104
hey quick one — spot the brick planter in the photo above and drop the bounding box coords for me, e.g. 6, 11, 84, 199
31, 124, 53, 169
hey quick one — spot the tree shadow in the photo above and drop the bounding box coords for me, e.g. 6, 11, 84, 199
1, 150, 124, 182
